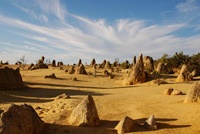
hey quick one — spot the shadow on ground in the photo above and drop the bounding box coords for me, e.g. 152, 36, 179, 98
44, 117, 191, 134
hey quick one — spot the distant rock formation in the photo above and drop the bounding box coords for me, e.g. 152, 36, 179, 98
68, 65, 75, 74
90, 58, 96, 67
115, 116, 136, 134
52, 60, 56, 67
0, 67, 24, 90
28, 63, 34, 70
31, 56, 48, 70
163, 88, 183, 95
104, 60, 111, 70
69, 95, 100, 127
156, 63, 165, 74
122, 54, 147, 85
0, 104, 44, 134
77, 59, 82, 67
76, 64, 87, 75
143, 56, 154, 72
44, 73, 56, 79
184, 81, 200, 103
175, 64, 192, 82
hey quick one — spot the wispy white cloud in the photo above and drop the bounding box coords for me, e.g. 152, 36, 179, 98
0, 0, 200, 64
34, 0, 67, 21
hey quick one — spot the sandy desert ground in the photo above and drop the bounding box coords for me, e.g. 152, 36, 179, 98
0, 65, 200, 134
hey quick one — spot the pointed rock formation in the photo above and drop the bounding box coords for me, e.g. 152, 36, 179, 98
68, 65, 75, 74
76, 64, 87, 75
0, 104, 44, 134
122, 54, 146, 85
0, 67, 24, 90
69, 95, 100, 127
143, 56, 154, 72
184, 81, 200, 103
104, 60, 111, 70
144, 115, 157, 130
77, 59, 82, 67
175, 64, 192, 82
52, 60, 56, 67
156, 63, 165, 74
90, 58, 96, 67
115, 116, 136, 134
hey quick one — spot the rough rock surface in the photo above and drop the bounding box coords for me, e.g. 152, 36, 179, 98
175, 64, 192, 82
144, 115, 157, 130
90, 58, 96, 67
115, 116, 136, 134
69, 95, 100, 127
0, 104, 44, 134
163, 88, 174, 95
184, 81, 200, 103
143, 56, 154, 72
0, 67, 24, 90
76, 64, 87, 75
68, 66, 75, 74
122, 54, 146, 85
156, 63, 165, 74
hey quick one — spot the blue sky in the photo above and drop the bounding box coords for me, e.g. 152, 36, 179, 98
0, 0, 200, 64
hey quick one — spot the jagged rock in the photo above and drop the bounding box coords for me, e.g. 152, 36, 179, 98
171, 89, 183, 95
133, 56, 136, 67
69, 95, 100, 127
68, 66, 75, 74
175, 64, 192, 82
122, 54, 147, 85
115, 116, 136, 134
143, 56, 154, 72
0, 104, 44, 134
44, 73, 56, 79
0, 67, 24, 90
57, 61, 63, 67
76, 64, 87, 75
184, 81, 200, 103
163, 88, 174, 95
144, 115, 157, 130
77, 59, 82, 67
52, 60, 56, 67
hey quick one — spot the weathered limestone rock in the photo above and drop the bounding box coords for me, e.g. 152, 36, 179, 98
0, 67, 24, 90
143, 56, 154, 72
175, 64, 192, 82
90, 58, 96, 67
68, 65, 75, 74
77, 59, 82, 67
122, 54, 146, 85
184, 81, 200, 103
75, 64, 87, 75
52, 60, 56, 67
69, 95, 100, 127
28, 63, 34, 70
115, 116, 136, 134
171, 89, 183, 95
144, 115, 157, 130
156, 63, 165, 74
0, 104, 44, 134
104, 60, 111, 70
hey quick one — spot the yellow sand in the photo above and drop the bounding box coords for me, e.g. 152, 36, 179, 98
0, 65, 200, 134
